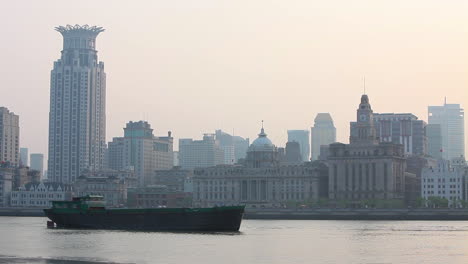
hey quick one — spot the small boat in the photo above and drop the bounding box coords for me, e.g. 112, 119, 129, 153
44, 195, 244, 231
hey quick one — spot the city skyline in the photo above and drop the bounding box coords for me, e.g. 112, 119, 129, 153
1, 1, 468, 159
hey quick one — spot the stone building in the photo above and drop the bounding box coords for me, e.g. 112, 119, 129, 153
327, 94, 407, 201
73, 169, 136, 207
192, 126, 328, 208
10, 182, 72, 208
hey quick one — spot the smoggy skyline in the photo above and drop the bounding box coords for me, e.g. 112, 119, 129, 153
1, 0, 467, 159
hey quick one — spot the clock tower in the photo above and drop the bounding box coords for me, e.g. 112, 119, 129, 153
350, 94, 378, 144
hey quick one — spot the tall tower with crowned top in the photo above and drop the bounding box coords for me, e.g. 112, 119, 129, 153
48, 25, 106, 184
350, 94, 378, 145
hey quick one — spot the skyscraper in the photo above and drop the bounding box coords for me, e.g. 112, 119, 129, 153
426, 124, 443, 159
287, 130, 310, 162
20, 148, 28, 167
428, 102, 465, 160
215, 130, 250, 164
179, 134, 224, 169
0, 107, 20, 167
311, 113, 336, 161
48, 25, 106, 184
30, 153, 44, 176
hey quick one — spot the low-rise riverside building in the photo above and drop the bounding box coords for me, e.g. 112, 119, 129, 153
127, 185, 192, 208
10, 182, 72, 208
150, 168, 193, 192
73, 169, 137, 207
192, 126, 328, 208
421, 159, 465, 206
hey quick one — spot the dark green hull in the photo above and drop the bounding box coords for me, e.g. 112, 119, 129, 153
44, 206, 245, 231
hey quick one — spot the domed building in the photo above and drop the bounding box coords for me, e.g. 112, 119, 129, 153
245, 127, 279, 168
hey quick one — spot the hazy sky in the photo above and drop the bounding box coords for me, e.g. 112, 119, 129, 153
1, 0, 467, 160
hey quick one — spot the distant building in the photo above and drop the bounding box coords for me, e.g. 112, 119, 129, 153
127, 186, 192, 208
428, 102, 465, 160
0, 107, 20, 167
351, 113, 427, 156
13, 167, 41, 190
311, 113, 336, 161
192, 126, 328, 208
73, 169, 136, 207
10, 182, 72, 208
179, 134, 224, 169
328, 95, 407, 201
215, 130, 249, 164
285, 141, 302, 163
149, 168, 193, 192
48, 25, 107, 184
426, 124, 443, 159
107, 121, 173, 186
0, 168, 13, 207
421, 159, 465, 207
30, 153, 44, 177
173, 151, 179, 167
20, 148, 28, 167
287, 130, 310, 162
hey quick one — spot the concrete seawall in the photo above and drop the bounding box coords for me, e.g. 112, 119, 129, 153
0, 208, 45, 217
244, 209, 468, 220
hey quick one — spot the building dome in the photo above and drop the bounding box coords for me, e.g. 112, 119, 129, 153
249, 127, 275, 152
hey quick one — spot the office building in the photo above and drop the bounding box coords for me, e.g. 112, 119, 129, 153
426, 124, 443, 159
20, 148, 28, 167
361, 113, 427, 156
215, 130, 249, 164
0, 107, 20, 167
179, 134, 224, 169
311, 113, 336, 161
48, 25, 107, 184
107, 121, 173, 186
287, 130, 310, 162
30, 153, 44, 176
428, 102, 465, 160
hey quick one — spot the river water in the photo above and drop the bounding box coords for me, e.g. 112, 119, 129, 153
1, 217, 468, 264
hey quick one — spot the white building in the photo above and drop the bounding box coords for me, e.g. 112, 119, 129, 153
48, 25, 107, 184
10, 182, 71, 208
107, 121, 173, 187
0, 107, 20, 167
311, 113, 336, 161
422, 159, 465, 206
179, 134, 224, 169
428, 102, 465, 160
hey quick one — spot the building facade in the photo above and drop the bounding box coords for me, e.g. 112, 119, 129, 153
287, 130, 310, 162
426, 124, 443, 159
127, 186, 192, 208
20, 148, 28, 167
73, 169, 136, 207
0, 168, 13, 207
10, 182, 72, 208
179, 134, 224, 169
328, 95, 407, 201
421, 159, 465, 206
311, 113, 336, 161
192, 126, 328, 208
107, 121, 173, 186
30, 153, 44, 177
0, 107, 20, 167
428, 102, 465, 160
48, 25, 107, 184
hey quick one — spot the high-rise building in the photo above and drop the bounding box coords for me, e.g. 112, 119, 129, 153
287, 130, 310, 162
107, 121, 173, 186
48, 25, 107, 184
0, 107, 20, 167
20, 148, 28, 167
311, 113, 336, 161
351, 113, 427, 156
426, 124, 443, 159
30, 153, 44, 176
285, 141, 302, 163
179, 134, 224, 169
215, 130, 249, 164
428, 102, 465, 160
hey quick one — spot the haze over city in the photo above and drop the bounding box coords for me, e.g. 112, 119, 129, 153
1, 0, 467, 159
